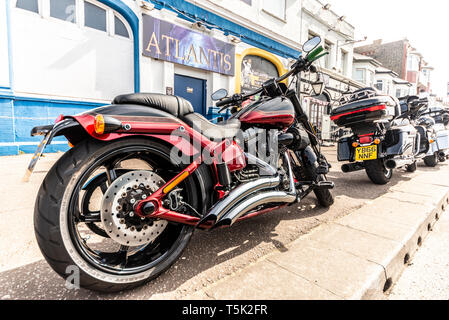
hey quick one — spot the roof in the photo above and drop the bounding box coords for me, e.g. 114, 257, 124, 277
353, 53, 382, 67
376, 66, 399, 77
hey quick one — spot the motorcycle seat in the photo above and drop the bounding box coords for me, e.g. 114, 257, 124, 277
113, 93, 194, 117
112, 93, 240, 141
182, 113, 241, 141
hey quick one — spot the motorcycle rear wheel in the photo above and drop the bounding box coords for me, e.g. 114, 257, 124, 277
365, 159, 393, 185
424, 153, 438, 167
34, 138, 200, 292
406, 161, 417, 173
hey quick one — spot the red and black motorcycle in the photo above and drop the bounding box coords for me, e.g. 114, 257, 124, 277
28, 37, 333, 292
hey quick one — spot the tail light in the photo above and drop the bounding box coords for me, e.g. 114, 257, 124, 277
94, 114, 122, 135
359, 136, 373, 144
331, 104, 386, 121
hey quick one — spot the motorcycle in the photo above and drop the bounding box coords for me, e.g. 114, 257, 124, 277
27, 36, 334, 292
331, 88, 427, 185
414, 103, 449, 167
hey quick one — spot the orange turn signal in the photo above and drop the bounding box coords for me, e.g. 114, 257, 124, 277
374, 139, 381, 145
163, 171, 190, 194
94, 114, 105, 135
430, 139, 435, 144
352, 142, 359, 148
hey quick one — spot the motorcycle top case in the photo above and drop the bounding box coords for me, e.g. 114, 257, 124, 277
331, 90, 400, 128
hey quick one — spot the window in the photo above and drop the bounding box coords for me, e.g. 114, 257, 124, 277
368, 71, 375, 86
50, 0, 76, 23
324, 41, 332, 69
407, 54, 420, 72
396, 89, 402, 98
241, 0, 252, 5
375, 80, 383, 91
16, 0, 39, 13
84, 1, 107, 32
241, 55, 279, 94
354, 69, 365, 83
114, 16, 129, 38
340, 51, 347, 74
263, 0, 286, 20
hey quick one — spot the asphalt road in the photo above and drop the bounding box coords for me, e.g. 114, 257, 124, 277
0, 146, 443, 300
388, 207, 449, 300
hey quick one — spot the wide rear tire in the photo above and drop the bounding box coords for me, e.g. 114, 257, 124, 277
365, 159, 393, 185
34, 138, 200, 292
424, 153, 438, 167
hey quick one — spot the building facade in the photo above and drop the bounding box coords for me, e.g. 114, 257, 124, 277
0, 0, 360, 155
1, 0, 311, 155
355, 39, 433, 96
299, 0, 363, 141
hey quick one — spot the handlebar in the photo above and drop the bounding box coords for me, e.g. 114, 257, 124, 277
214, 45, 328, 110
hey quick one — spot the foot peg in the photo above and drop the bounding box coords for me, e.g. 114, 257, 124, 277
315, 181, 335, 190
316, 164, 330, 175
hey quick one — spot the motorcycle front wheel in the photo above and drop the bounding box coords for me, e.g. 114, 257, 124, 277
34, 138, 200, 292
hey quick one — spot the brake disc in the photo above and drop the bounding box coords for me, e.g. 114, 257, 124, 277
101, 171, 168, 246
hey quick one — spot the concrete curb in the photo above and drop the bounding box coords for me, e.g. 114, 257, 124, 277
185, 167, 449, 300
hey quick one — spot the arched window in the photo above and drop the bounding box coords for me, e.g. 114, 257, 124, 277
114, 15, 129, 38
236, 48, 287, 94
241, 55, 279, 94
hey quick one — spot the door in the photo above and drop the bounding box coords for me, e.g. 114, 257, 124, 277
174, 74, 207, 115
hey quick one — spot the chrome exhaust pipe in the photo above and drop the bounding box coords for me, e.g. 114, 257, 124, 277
196, 177, 280, 227
213, 152, 297, 228
385, 158, 414, 169
214, 191, 296, 228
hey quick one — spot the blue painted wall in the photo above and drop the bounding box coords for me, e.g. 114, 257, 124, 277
0, 96, 103, 156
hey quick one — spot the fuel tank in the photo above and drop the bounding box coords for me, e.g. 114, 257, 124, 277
236, 97, 295, 129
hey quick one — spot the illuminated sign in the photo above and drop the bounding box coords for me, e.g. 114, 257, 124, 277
142, 15, 235, 76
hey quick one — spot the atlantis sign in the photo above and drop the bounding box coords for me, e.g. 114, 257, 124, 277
142, 15, 235, 76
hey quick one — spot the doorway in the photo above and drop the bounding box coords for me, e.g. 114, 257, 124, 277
174, 74, 207, 115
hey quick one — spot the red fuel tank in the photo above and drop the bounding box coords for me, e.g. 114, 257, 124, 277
237, 97, 295, 129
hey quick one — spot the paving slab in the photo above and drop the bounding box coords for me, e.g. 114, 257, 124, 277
191, 168, 449, 300
203, 259, 341, 300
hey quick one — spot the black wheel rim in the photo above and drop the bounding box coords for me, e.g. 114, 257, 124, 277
67, 144, 192, 276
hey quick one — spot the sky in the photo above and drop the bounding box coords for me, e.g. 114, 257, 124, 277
325, 0, 449, 98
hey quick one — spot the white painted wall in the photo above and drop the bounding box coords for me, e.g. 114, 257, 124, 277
191, 0, 303, 51
11, 1, 134, 102
0, 2, 10, 89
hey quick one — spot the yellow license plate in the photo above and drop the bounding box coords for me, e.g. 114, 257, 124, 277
355, 145, 378, 161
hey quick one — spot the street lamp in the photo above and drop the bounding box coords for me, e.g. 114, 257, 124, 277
312, 73, 325, 96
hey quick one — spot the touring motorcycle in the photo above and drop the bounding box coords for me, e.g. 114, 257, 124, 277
413, 103, 449, 167
331, 88, 429, 185
28, 37, 333, 292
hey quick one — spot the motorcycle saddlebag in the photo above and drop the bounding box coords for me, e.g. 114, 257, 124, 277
331, 90, 399, 128
385, 124, 417, 157
436, 129, 449, 151
337, 137, 352, 161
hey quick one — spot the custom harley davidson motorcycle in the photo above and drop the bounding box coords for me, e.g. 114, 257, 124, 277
28, 37, 334, 292
331, 88, 429, 185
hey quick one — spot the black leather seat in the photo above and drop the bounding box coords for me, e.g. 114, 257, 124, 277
113, 93, 194, 117
113, 93, 240, 140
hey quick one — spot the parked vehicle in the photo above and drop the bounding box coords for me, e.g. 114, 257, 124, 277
27, 37, 333, 292
414, 104, 449, 167
331, 88, 427, 185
